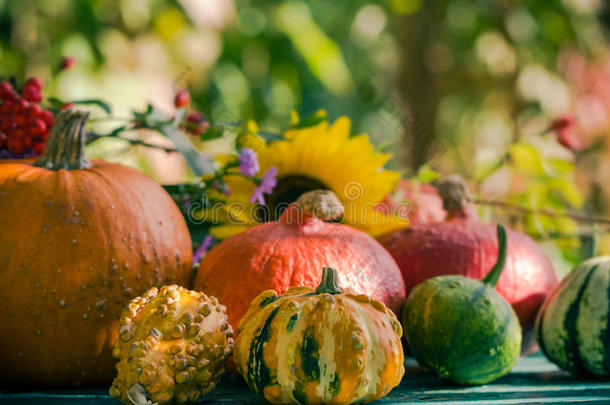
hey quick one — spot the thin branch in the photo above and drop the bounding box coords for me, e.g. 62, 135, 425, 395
88, 132, 178, 153
530, 230, 609, 240
87, 116, 134, 123
474, 198, 610, 225
120, 138, 178, 153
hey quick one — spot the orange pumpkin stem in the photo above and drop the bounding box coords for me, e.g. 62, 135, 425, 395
296, 189, 344, 221
315, 267, 342, 294
34, 110, 92, 170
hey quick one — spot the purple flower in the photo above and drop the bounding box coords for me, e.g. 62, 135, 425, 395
181, 193, 192, 209
250, 166, 278, 205
193, 235, 214, 264
238, 148, 259, 177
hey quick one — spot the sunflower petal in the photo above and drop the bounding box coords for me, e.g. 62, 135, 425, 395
220, 112, 402, 238
208, 224, 253, 239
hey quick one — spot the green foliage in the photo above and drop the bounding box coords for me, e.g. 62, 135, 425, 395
1, 0, 609, 265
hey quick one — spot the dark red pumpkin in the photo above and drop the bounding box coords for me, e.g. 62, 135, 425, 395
378, 179, 446, 225
194, 189, 406, 332
0, 111, 193, 387
378, 176, 558, 351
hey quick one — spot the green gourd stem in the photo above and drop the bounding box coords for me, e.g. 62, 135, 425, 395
34, 110, 91, 170
296, 189, 344, 221
315, 267, 342, 295
482, 224, 508, 287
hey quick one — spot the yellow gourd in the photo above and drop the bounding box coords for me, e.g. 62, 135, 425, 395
109, 285, 233, 404
234, 267, 404, 404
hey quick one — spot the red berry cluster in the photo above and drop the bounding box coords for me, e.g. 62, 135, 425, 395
173, 89, 210, 135
0, 78, 54, 158
185, 112, 210, 135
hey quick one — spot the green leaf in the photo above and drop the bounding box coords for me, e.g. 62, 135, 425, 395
548, 158, 575, 176
509, 143, 545, 175
132, 104, 216, 176
85, 126, 125, 144
156, 124, 215, 176
548, 178, 585, 207
415, 165, 441, 183
70, 99, 112, 114
473, 159, 504, 182
554, 216, 578, 234
185, 221, 213, 248
200, 125, 225, 141
256, 131, 284, 141
172, 107, 187, 125
134, 103, 169, 126
213, 120, 242, 129
291, 113, 326, 129
162, 183, 187, 196
46, 97, 65, 109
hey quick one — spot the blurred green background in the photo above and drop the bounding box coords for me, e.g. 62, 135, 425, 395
2, 0, 610, 270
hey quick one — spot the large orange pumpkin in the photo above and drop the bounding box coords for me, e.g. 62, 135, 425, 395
0, 111, 193, 387
194, 189, 406, 333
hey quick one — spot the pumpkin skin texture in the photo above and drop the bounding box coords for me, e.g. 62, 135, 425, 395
195, 190, 406, 333
109, 285, 233, 404
379, 176, 557, 352
235, 267, 405, 404
0, 111, 192, 387
402, 225, 522, 385
536, 256, 610, 376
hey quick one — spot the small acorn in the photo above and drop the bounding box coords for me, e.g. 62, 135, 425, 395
109, 285, 233, 404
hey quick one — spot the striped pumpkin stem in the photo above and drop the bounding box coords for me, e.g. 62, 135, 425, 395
315, 267, 342, 295
34, 110, 91, 170
482, 224, 508, 287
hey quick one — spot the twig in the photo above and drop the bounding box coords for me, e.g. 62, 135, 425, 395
474, 198, 610, 225
88, 132, 178, 153
118, 138, 178, 153
529, 230, 609, 240
87, 116, 134, 123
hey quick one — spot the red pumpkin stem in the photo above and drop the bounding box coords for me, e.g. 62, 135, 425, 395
34, 110, 91, 170
315, 267, 342, 295
436, 175, 475, 219
482, 224, 508, 287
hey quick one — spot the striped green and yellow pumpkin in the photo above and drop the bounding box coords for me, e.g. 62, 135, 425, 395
536, 256, 610, 376
234, 267, 405, 405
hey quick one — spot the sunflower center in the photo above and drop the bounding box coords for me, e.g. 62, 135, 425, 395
262, 175, 330, 221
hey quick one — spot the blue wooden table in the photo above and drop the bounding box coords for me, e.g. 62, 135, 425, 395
1, 354, 609, 404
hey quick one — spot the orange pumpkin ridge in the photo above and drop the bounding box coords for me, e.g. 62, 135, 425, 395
195, 189, 406, 336
0, 110, 193, 387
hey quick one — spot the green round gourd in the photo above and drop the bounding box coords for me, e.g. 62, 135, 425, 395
402, 224, 522, 385
536, 256, 610, 376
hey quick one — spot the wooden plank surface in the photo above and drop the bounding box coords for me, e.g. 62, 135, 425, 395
1, 354, 609, 404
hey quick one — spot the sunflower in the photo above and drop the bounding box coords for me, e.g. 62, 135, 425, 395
207, 111, 406, 239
